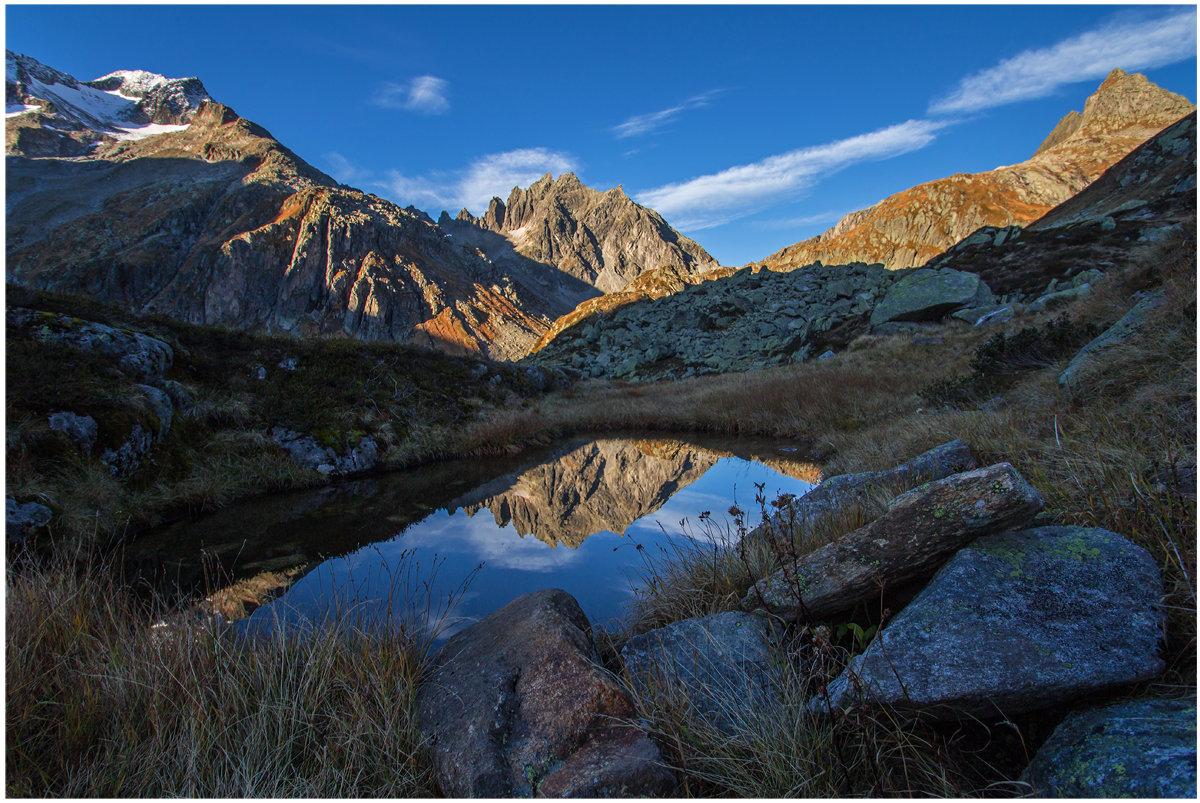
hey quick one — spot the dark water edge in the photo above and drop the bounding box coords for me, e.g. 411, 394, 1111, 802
123, 431, 818, 636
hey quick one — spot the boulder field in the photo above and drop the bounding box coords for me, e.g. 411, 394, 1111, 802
414, 442, 1193, 798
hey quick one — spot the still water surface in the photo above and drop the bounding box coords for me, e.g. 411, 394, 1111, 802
127, 434, 817, 639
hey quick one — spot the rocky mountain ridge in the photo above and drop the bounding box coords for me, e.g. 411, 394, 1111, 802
5, 53, 641, 361
756, 69, 1194, 273
525, 111, 1195, 382
438, 172, 721, 295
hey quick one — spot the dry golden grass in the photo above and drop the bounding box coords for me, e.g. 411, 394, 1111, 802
6, 550, 442, 797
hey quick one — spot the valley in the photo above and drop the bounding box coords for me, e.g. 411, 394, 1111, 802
6, 43, 1196, 800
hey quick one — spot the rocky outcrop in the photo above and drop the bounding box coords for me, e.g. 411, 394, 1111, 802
7, 308, 174, 381
440, 173, 720, 295
756, 70, 1194, 273
817, 526, 1165, 720
621, 612, 783, 735
922, 113, 1197, 299
1059, 289, 1166, 389
415, 589, 675, 798
524, 261, 898, 381
1021, 698, 1197, 798
746, 463, 1045, 621
6, 498, 52, 543
270, 427, 378, 477
869, 267, 995, 327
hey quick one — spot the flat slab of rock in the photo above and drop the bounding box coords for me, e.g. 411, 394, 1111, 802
819, 527, 1165, 720
621, 612, 783, 735
1059, 289, 1165, 388
746, 462, 1044, 621
416, 589, 674, 798
746, 439, 977, 547
870, 268, 994, 326
1021, 697, 1196, 798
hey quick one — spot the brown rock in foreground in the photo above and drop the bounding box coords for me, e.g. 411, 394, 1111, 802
415, 589, 675, 798
745, 463, 1045, 621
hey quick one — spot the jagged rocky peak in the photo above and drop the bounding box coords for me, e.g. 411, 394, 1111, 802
86, 69, 211, 125
438, 171, 721, 295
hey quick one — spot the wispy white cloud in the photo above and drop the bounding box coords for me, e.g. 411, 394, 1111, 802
378, 148, 578, 214
323, 151, 371, 186
752, 210, 848, 231
613, 90, 722, 138
930, 9, 1197, 115
635, 119, 948, 231
371, 75, 450, 114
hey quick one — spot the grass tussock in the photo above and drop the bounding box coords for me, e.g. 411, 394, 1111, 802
6, 549, 441, 797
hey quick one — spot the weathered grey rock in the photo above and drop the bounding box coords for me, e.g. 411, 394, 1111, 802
7, 308, 174, 381
1027, 284, 1091, 313
6, 497, 52, 543
154, 379, 195, 414
1059, 290, 1166, 388
950, 305, 1014, 327
621, 612, 783, 735
100, 424, 153, 476
416, 589, 675, 798
48, 411, 98, 453
819, 526, 1165, 719
270, 427, 378, 476
1021, 698, 1196, 798
748, 440, 978, 551
134, 384, 173, 440
747, 463, 1044, 621
869, 268, 995, 326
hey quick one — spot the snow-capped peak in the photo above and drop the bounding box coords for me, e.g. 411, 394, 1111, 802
6, 50, 213, 142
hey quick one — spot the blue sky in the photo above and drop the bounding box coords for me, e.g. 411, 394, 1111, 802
7, 4, 1196, 266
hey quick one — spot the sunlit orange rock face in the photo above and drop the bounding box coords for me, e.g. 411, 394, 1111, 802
756, 69, 1195, 274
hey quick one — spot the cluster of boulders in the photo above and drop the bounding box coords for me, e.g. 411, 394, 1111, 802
6, 309, 191, 479
413, 441, 1194, 798
523, 257, 1090, 382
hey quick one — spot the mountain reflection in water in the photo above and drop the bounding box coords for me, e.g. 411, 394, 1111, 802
125, 434, 817, 636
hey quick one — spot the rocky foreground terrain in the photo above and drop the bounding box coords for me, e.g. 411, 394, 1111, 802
755, 69, 1194, 272
5, 52, 709, 361
524, 111, 1195, 381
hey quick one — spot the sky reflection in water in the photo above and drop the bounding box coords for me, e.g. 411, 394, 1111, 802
242, 452, 812, 640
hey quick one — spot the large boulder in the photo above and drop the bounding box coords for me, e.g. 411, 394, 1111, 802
6, 497, 52, 543
1021, 697, 1196, 798
621, 612, 783, 735
818, 526, 1165, 720
746, 463, 1044, 621
7, 308, 174, 381
1058, 289, 1165, 389
415, 589, 675, 798
869, 268, 994, 327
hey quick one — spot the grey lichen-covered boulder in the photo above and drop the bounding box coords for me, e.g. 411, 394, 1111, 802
950, 305, 1014, 327
818, 526, 1165, 720
1059, 290, 1165, 388
270, 427, 378, 477
870, 268, 995, 326
1020, 698, 1196, 798
48, 411, 98, 453
621, 612, 784, 735
416, 589, 675, 798
6, 497, 52, 543
134, 384, 174, 439
100, 424, 155, 476
748, 439, 978, 549
746, 462, 1044, 621
7, 308, 174, 381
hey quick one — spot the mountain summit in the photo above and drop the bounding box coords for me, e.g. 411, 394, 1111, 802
438, 172, 721, 295
757, 69, 1194, 273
